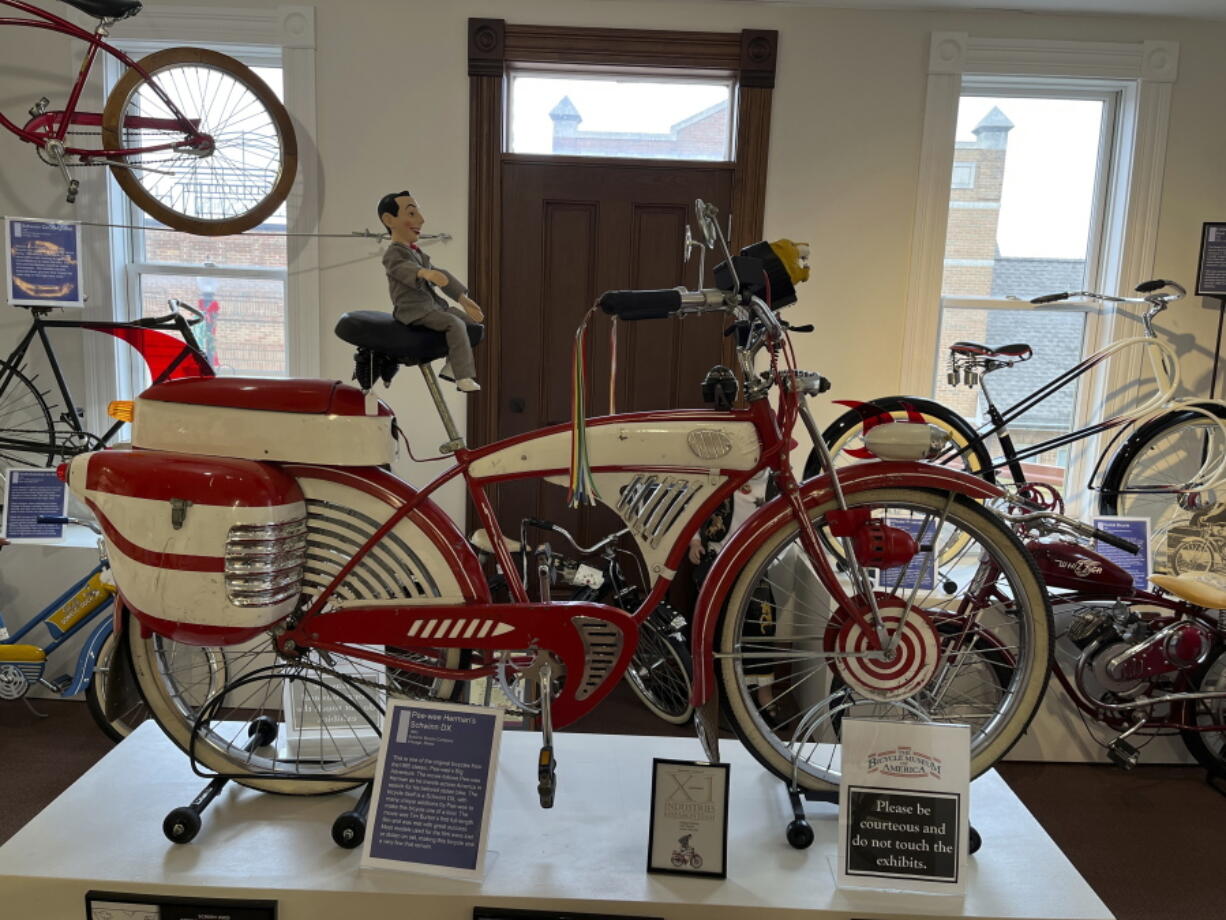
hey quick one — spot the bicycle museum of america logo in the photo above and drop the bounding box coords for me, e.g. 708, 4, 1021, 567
866, 745, 943, 780
664, 769, 718, 820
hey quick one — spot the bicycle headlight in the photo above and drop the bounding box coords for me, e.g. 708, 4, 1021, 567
713, 239, 811, 309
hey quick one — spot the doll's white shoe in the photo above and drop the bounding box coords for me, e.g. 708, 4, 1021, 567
456, 378, 481, 392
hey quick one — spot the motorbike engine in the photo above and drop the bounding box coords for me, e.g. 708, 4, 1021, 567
1068, 604, 1215, 700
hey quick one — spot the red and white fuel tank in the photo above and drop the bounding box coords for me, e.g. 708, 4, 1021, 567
1026, 537, 1134, 596
129, 377, 395, 465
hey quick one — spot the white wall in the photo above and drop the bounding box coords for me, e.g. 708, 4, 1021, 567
4, 0, 1225, 761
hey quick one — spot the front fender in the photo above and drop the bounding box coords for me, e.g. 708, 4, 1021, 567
689, 460, 1004, 707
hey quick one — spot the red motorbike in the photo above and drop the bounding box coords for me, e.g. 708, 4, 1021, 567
65, 201, 1056, 808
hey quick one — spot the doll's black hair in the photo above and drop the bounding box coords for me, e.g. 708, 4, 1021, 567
377, 190, 413, 226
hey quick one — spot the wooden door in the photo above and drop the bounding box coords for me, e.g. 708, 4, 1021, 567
488, 158, 733, 543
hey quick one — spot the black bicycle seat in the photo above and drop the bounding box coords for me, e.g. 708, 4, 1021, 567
334, 310, 483, 367
950, 341, 1033, 362
59, 0, 143, 21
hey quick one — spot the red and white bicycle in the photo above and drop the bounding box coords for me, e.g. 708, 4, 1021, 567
64, 201, 1053, 804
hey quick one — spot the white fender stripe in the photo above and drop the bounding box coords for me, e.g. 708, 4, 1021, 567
407, 620, 423, 637
491, 622, 513, 637
423, 619, 438, 638
478, 620, 494, 638
463, 619, 480, 638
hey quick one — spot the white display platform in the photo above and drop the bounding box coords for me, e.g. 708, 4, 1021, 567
0, 723, 1113, 920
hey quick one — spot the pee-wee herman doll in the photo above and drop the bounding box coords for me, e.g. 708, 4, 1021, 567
378, 190, 485, 391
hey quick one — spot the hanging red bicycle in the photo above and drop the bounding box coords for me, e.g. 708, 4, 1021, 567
1, 0, 296, 235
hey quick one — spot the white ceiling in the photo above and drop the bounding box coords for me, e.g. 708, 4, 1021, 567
705, 0, 1226, 21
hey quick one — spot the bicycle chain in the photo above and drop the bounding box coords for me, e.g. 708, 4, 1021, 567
39, 127, 184, 169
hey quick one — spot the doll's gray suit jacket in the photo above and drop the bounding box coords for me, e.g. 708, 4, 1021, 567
383, 241, 469, 325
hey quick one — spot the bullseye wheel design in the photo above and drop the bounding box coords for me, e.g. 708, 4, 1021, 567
715, 487, 1053, 793
833, 607, 940, 702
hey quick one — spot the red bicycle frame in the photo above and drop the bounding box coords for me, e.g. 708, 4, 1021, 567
0, 0, 202, 158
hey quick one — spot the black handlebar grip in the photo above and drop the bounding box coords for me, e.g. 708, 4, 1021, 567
598, 289, 683, 321
1095, 529, 1140, 555
37, 515, 70, 524
1134, 279, 1169, 293
1030, 292, 1069, 305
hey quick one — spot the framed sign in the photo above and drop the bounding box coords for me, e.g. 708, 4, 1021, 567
1093, 516, 1151, 589
1197, 222, 1226, 297
86, 890, 276, 919
646, 758, 729, 878
2, 467, 67, 539
362, 699, 503, 879
6, 216, 84, 308
838, 718, 970, 895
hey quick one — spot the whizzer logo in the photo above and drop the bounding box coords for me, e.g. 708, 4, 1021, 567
867, 745, 943, 779
1054, 558, 1104, 577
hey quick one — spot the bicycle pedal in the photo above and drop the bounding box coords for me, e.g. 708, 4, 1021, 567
537, 744, 557, 809
1107, 737, 1140, 770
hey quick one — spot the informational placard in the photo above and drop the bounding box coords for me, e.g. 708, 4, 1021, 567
362, 699, 503, 879
1196, 222, 1226, 297
6, 217, 83, 307
646, 758, 729, 878
838, 718, 970, 895
85, 890, 276, 919
1093, 516, 1151, 589
2, 467, 66, 539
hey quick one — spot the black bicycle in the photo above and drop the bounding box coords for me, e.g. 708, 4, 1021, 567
0, 299, 213, 481
810, 280, 1226, 571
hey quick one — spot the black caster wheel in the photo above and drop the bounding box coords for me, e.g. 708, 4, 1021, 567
332, 812, 367, 849
969, 826, 982, 855
163, 806, 202, 844
786, 818, 814, 850
248, 715, 278, 747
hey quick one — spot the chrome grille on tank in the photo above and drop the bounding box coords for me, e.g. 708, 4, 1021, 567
298, 499, 442, 603
573, 616, 624, 700
614, 475, 704, 548
224, 518, 308, 607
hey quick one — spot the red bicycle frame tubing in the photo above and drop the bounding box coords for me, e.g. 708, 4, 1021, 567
0, 0, 199, 153
294, 390, 864, 643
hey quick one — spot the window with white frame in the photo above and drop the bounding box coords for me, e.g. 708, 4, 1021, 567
935, 86, 1118, 491
106, 51, 290, 380
900, 34, 1178, 507
507, 71, 736, 162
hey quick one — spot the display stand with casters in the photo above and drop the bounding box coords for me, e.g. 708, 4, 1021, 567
161, 672, 383, 849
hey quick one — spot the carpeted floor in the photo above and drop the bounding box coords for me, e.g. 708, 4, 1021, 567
3, 696, 1223, 920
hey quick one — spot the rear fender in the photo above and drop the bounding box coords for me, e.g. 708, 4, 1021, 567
689, 460, 1003, 707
